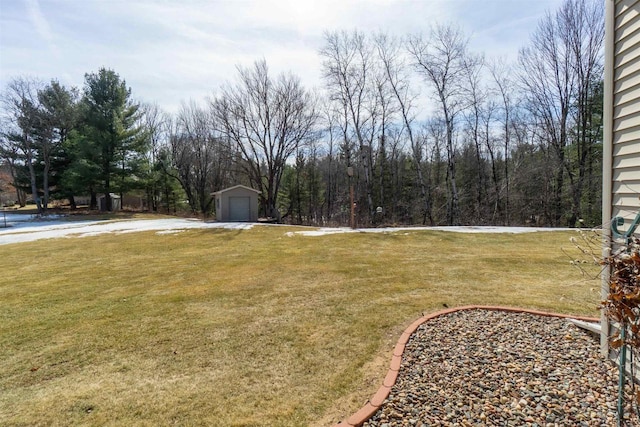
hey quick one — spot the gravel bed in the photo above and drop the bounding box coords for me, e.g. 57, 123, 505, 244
363, 310, 639, 427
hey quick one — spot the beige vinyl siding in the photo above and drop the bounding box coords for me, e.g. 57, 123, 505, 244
603, 0, 640, 356
615, 0, 639, 28
613, 139, 640, 155
612, 151, 640, 168
612, 179, 640, 195
614, 66, 640, 92
613, 123, 640, 143
612, 167, 640, 185
611, 0, 640, 224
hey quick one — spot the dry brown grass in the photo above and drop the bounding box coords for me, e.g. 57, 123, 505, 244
0, 226, 600, 426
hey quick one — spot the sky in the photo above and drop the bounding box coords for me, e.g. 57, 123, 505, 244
0, 0, 564, 114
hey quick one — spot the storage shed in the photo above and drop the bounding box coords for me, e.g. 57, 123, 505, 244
98, 193, 121, 211
602, 0, 640, 357
212, 185, 260, 222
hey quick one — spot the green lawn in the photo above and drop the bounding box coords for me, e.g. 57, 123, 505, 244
0, 226, 601, 426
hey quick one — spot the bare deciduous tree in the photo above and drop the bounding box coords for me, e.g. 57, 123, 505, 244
139, 102, 171, 211
408, 24, 471, 225
0, 116, 26, 206
488, 58, 516, 225
212, 59, 317, 220
320, 30, 378, 221
2, 77, 44, 213
374, 32, 433, 224
319, 100, 347, 224
168, 101, 229, 215
461, 52, 487, 221
518, 0, 603, 226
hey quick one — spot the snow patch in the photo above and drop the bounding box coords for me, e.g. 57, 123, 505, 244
0, 217, 255, 245
0, 215, 572, 246
290, 226, 573, 236
156, 229, 185, 235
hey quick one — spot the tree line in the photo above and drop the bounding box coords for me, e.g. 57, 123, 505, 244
0, 0, 603, 227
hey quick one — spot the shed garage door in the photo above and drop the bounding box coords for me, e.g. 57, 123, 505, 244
229, 196, 251, 221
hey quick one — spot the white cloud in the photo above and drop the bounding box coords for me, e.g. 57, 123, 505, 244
24, 0, 60, 58
1, 0, 566, 114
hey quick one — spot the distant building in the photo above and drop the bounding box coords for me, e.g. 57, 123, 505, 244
211, 185, 260, 222
98, 193, 122, 211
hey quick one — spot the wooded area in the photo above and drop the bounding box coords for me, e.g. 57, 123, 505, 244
0, 0, 603, 227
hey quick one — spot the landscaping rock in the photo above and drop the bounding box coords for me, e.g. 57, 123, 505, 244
363, 310, 639, 426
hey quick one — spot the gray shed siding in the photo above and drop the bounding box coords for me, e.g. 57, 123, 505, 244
213, 185, 260, 222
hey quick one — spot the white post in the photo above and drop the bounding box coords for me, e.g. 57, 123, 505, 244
601, 0, 615, 360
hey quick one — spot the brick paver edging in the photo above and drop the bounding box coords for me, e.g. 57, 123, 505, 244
331, 305, 601, 427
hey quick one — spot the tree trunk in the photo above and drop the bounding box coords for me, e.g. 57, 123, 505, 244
504, 128, 510, 226
472, 116, 483, 221
104, 155, 112, 211
446, 120, 460, 226
359, 143, 374, 222
90, 189, 97, 210
42, 163, 50, 213
413, 147, 432, 225
26, 154, 42, 214
553, 161, 564, 226
6, 159, 26, 206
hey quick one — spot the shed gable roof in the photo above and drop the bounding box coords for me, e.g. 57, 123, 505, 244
211, 185, 261, 196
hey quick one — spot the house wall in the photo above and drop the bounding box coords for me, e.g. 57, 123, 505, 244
603, 0, 640, 357
607, 0, 640, 222
215, 186, 259, 222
